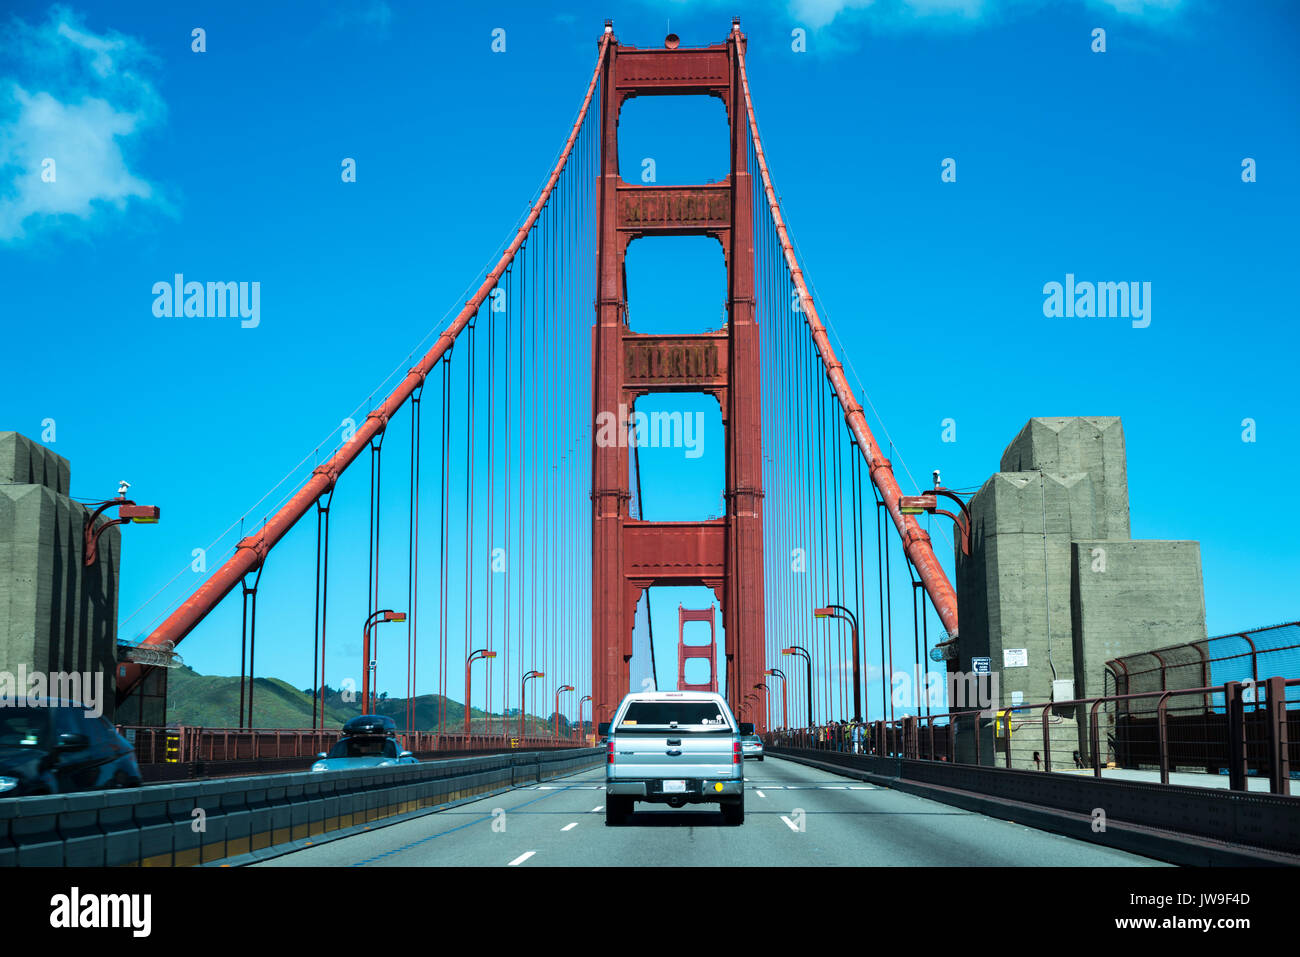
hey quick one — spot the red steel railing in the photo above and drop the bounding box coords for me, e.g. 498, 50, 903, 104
117, 726, 585, 766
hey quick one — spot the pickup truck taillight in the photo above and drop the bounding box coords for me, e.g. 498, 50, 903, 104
607, 739, 615, 764
733, 741, 742, 765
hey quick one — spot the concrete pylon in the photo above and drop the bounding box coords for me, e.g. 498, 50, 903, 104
0, 432, 120, 720
953, 417, 1206, 768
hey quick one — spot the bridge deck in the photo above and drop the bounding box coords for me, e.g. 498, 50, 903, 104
257, 757, 1164, 867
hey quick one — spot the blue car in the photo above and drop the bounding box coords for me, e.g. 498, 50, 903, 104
0, 698, 142, 796
310, 715, 418, 772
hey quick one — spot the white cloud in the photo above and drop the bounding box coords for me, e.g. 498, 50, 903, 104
1090, 0, 1183, 12
787, 0, 1184, 31
328, 1, 393, 33
0, 8, 164, 242
790, 0, 880, 30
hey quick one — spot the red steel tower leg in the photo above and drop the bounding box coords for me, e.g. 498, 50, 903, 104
590, 25, 767, 731
592, 40, 630, 725
725, 26, 766, 727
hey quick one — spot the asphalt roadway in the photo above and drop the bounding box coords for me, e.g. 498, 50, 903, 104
257, 756, 1166, 867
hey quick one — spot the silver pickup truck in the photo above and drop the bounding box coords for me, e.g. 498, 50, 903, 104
600, 690, 749, 826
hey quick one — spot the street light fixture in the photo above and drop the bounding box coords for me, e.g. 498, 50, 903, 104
765, 668, 788, 730
781, 646, 813, 729
362, 609, 405, 714
554, 685, 575, 737
900, 478, 971, 556
814, 604, 862, 722
578, 694, 593, 741
84, 492, 161, 566
521, 670, 544, 741
465, 649, 497, 734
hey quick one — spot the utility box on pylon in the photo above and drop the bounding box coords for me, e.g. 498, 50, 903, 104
677, 605, 719, 692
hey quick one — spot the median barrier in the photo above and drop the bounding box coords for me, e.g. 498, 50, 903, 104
0, 747, 602, 867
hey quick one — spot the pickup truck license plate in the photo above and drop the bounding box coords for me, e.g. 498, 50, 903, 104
663, 780, 687, 793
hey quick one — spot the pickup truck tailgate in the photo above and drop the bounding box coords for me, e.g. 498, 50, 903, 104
608, 733, 736, 779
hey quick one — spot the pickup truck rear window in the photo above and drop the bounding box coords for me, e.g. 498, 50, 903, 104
617, 702, 731, 730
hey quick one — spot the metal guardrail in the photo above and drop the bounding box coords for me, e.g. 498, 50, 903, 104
766, 677, 1297, 795
0, 747, 603, 867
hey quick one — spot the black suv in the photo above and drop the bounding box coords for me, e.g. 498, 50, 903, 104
0, 699, 143, 797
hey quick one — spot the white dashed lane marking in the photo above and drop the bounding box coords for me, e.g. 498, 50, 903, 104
561, 822, 578, 832
780, 816, 801, 832
745, 784, 875, 790
508, 851, 537, 866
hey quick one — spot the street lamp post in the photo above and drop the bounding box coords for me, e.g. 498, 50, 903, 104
781, 646, 813, 729
578, 694, 593, 742
753, 683, 769, 730
465, 649, 497, 735
765, 668, 788, 730
554, 685, 575, 737
362, 609, 406, 715
815, 604, 862, 722
521, 670, 544, 741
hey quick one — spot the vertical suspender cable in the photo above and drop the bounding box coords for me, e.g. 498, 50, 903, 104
408, 384, 422, 733
366, 428, 385, 706
486, 280, 497, 734
438, 351, 452, 733
876, 488, 889, 730
464, 314, 477, 728
312, 489, 333, 730
503, 265, 513, 730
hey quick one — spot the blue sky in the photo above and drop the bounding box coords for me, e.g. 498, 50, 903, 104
2, 0, 1297, 725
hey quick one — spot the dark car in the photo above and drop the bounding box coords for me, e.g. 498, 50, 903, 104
0, 699, 142, 797
310, 714, 418, 772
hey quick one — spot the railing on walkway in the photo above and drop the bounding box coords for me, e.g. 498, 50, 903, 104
765, 676, 1298, 795
1105, 621, 1300, 705
116, 726, 585, 766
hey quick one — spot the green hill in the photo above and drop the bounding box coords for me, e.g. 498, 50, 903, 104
165, 665, 559, 734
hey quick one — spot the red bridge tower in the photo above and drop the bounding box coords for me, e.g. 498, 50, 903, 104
591, 23, 766, 729
677, 605, 719, 693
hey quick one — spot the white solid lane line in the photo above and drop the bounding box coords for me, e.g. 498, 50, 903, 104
561, 822, 578, 832
780, 816, 800, 832
508, 851, 537, 866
